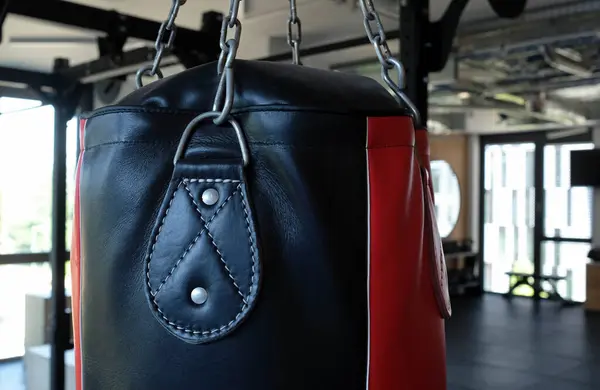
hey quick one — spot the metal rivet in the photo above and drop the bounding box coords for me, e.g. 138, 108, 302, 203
190, 287, 208, 305
202, 188, 219, 206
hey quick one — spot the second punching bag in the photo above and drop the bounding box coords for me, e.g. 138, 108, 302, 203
70, 0, 451, 389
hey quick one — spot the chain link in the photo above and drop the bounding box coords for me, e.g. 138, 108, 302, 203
357, 0, 422, 127
287, 0, 303, 65
211, 0, 243, 125
136, 0, 182, 88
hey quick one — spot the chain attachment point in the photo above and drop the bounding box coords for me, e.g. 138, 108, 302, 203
135, 65, 164, 89
358, 0, 422, 128
381, 57, 421, 127
212, 0, 243, 125
174, 111, 250, 167
135, 0, 182, 89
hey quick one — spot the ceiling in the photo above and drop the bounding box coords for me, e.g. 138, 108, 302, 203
1, 0, 600, 132
0, 0, 579, 71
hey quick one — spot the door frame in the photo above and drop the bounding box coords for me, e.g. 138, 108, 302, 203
478, 128, 593, 299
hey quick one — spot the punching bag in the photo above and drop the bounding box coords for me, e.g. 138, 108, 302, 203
488, 0, 527, 19
70, 0, 451, 389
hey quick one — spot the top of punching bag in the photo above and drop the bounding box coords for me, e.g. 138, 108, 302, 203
92, 60, 407, 118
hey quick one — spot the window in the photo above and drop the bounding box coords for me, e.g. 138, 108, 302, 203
0, 96, 77, 360
0, 99, 78, 254
0, 100, 52, 254
0, 262, 71, 360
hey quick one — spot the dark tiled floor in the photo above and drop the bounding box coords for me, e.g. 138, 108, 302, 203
2, 294, 599, 389
446, 294, 600, 390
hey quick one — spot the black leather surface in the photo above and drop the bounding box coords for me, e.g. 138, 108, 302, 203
145, 159, 261, 344
80, 60, 406, 389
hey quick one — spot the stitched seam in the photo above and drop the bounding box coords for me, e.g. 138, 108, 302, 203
147, 179, 257, 336
153, 230, 204, 296
156, 306, 244, 335
184, 178, 240, 184
146, 182, 181, 293
240, 189, 258, 295
86, 106, 406, 121
83, 140, 363, 152
152, 183, 242, 296
182, 182, 247, 304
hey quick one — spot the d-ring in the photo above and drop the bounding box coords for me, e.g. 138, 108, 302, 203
174, 111, 250, 167
136, 65, 164, 89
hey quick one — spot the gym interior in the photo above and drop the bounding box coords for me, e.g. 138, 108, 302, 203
1, 1, 600, 389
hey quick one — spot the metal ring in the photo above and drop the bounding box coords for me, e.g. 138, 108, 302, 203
228, 1, 240, 27
135, 65, 164, 89
213, 67, 235, 125
381, 57, 422, 127
174, 111, 250, 167
220, 17, 242, 50
287, 18, 302, 45
166, 0, 181, 28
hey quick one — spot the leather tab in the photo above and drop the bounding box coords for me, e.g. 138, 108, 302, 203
421, 168, 452, 319
144, 159, 261, 344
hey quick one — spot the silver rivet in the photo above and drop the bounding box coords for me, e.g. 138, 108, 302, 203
201, 188, 219, 206
190, 287, 208, 305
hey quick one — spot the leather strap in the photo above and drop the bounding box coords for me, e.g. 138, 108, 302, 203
421, 167, 452, 319
144, 155, 262, 344
415, 128, 452, 319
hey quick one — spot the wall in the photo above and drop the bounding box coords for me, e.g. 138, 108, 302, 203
429, 133, 471, 241
593, 128, 600, 247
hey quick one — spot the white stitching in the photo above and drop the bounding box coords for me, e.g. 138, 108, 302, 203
156, 306, 244, 335
182, 183, 247, 304
152, 230, 204, 297
146, 182, 182, 292
147, 178, 258, 337
206, 228, 248, 305
183, 178, 240, 184
152, 184, 241, 296
240, 189, 258, 293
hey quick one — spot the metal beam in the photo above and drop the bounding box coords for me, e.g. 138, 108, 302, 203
54, 11, 222, 84
0, 66, 62, 89
0, 85, 47, 100
50, 90, 69, 390
400, 0, 430, 125
458, 9, 600, 56
261, 34, 376, 62
6, 0, 213, 49
0, 253, 60, 265
61, 47, 170, 84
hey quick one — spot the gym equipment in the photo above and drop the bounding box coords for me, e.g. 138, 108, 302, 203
488, 0, 527, 19
71, 0, 451, 389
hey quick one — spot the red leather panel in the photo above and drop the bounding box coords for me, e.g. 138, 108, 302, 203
367, 119, 447, 390
415, 129, 433, 199
71, 118, 86, 390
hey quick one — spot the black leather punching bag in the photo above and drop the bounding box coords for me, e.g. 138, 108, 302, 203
70, 1, 451, 389
488, 0, 527, 18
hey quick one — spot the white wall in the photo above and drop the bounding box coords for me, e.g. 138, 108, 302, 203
593, 127, 600, 247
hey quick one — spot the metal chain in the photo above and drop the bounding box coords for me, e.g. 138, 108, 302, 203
136, 0, 183, 88
211, 0, 243, 125
287, 0, 303, 65
357, 0, 422, 127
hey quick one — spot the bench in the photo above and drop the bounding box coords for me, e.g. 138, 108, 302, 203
504, 272, 569, 302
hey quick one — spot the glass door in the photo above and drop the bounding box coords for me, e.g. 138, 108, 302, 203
481, 131, 594, 302
482, 143, 536, 295
542, 143, 593, 302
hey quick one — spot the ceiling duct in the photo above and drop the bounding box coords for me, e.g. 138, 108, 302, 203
540, 45, 593, 78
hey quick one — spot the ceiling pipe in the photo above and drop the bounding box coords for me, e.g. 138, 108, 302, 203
461, 120, 599, 135
429, 103, 573, 124
540, 45, 593, 78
